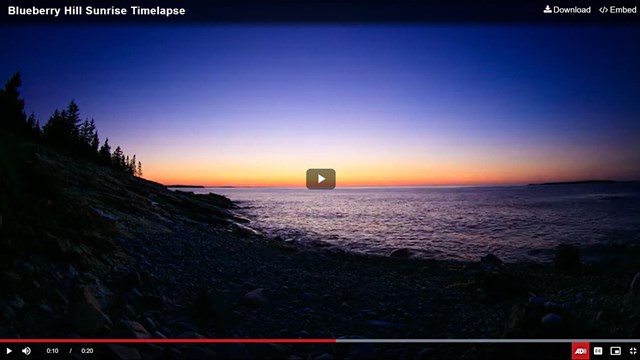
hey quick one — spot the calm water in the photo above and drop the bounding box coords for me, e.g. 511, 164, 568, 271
181, 184, 640, 262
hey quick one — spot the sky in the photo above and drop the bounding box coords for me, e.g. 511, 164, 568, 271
1, 24, 639, 186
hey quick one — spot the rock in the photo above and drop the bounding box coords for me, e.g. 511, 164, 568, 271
2, 305, 16, 320
71, 287, 111, 336
142, 317, 156, 332
68, 264, 79, 277
8, 295, 25, 310
528, 296, 545, 306
120, 320, 151, 339
554, 244, 581, 274
153, 331, 168, 339
390, 248, 414, 258
506, 302, 576, 338
107, 345, 141, 360
541, 313, 563, 327
480, 254, 503, 269
623, 272, 640, 316
243, 288, 268, 307
53, 290, 70, 306
38, 304, 54, 316
177, 331, 205, 339
314, 354, 334, 360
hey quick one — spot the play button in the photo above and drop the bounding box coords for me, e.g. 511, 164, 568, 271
6, 348, 11, 354
306, 169, 336, 190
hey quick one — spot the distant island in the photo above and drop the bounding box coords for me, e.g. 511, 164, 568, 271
528, 180, 618, 186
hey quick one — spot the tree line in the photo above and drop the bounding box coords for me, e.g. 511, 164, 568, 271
0, 72, 142, 177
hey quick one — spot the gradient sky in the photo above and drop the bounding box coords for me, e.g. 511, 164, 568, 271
1, 25, 639, 186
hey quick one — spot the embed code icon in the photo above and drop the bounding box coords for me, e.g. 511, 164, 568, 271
306, 169, 336, 190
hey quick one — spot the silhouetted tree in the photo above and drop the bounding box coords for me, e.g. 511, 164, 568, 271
78, 118, 99, 159
111, 146, 124, 169
0, 72, 27, 134
98, 138, 112, 164
26, 113, 41, 138
129, 155, 138, 176
2, 73, 143, 178
43, 100, 84, 153
91, 132, 100, 154
42, 110, 67, 149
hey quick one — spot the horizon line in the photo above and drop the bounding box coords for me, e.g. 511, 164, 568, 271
163, 179, 638, 189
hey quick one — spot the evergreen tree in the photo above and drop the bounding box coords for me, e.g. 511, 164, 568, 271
111, 146, 124, 169
26, 113, 41, 138
2, 73, 143, 178
64, 100, 81, 134
98, 138, 112, 165
43, 100, 84, 152
78, 118, 99, 158
91, 132, 100, 154
130, 155, 137, 176
42, 110, 67, 148
0, 72, 27, 133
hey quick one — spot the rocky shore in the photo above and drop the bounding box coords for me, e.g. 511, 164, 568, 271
2, 136, 640, 359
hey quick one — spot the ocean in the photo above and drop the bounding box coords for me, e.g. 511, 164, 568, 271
180, 183, 640, 262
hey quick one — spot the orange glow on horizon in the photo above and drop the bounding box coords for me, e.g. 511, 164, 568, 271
143, 158, 627, 187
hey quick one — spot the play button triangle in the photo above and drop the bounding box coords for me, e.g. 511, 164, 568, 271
318, 174, 325, 183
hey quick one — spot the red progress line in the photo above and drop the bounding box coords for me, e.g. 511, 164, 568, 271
0, 339, 336, 343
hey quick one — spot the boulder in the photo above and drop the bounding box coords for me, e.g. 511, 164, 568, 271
540, 313, 563, 327
243, 288, 268, 307
119, 320, 151, 339
71, 287, 111, 336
